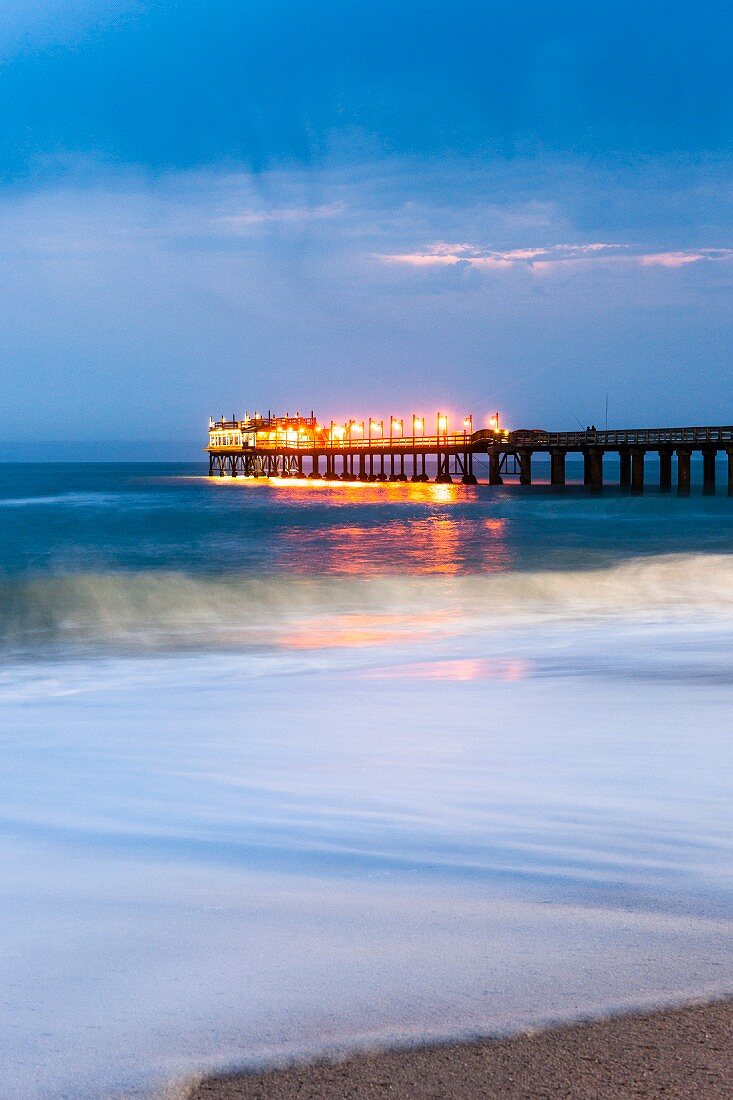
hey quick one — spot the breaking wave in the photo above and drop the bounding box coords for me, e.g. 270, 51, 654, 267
2, 552, 733, 659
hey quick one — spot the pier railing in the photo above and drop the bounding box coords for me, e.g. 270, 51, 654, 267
499, 426, 733, 448
207, 432, 476, 451
211, 423, 733, 452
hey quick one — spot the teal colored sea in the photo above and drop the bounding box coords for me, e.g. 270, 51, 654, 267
1, 462, 732, 1098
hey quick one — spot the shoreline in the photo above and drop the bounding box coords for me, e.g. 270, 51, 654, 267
186, 999, 732, 1098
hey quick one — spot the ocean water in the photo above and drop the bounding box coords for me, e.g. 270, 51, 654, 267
1, 462, 732, 1099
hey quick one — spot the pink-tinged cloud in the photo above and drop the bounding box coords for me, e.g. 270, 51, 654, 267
426, 241, 474, 255
639, 248, 733, 267
382, 251, 464, 266
555, 242, 624, 254
499, 247, 551, 260
378, 242, 733, 273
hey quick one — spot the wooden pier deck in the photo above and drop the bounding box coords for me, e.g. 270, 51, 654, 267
207, 416, 733, 492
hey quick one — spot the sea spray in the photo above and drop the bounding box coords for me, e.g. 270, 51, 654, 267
2, 553, 733, 658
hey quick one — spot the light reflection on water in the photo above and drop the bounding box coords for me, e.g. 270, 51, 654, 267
279, 609, 461, 649
202, 476, 516, 576
361, 657, 531, 680
279, 515, 511, 576
208, 476, 471, 505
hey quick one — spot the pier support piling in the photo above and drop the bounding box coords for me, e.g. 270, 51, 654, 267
619, 448, 631, 488
676, 448, 691, 494
588, 447, 604, 490
631, 448, 645, 493
518, 449, 532, 486
411, 451, 421, 482
489, 451, 503, 485
550, 449, 566, 486
702, 447, 717, 494
462, 450, 478, 484
659, 449, 672, 491
435, 452, 453, 483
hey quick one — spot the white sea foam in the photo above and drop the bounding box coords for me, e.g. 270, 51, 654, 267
2, 552, 733, 658
1, 607, 732, 1098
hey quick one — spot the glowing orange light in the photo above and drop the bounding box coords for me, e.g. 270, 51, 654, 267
391, 419, 402, 435
413, 416, 424, 433
331, 424, 345, 439
437, 414, 448, 432
370, 420, 382, 435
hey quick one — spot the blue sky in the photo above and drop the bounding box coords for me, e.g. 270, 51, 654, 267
1, 0, 732, 449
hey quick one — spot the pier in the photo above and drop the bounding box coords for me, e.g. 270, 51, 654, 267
207, 415, 733, 493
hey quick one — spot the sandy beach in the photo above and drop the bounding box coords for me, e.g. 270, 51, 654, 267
189, 999, 732, 1098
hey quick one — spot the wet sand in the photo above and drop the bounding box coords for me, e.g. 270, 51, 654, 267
189, 999, 732, 1099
